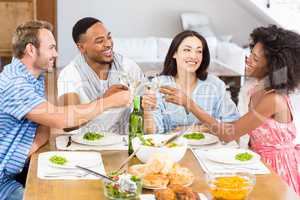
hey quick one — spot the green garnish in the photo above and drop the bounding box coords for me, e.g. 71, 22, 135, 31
49, 155, 67, 165
83, 132, 104, 141
184, 132, 205, 140
130, 175, 141, 182
138, 135, 179, 148
138, 135, 155, 146
142, 138, 155, 146
166, 142, 178, 148
235, 152, 253, 161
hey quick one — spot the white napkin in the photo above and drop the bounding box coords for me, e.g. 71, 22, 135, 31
189, 140, 239, 151
37, 151, 106, 180
192, 149, 270, 174
55, 135, 127, 151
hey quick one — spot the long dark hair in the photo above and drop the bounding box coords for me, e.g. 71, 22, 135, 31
250, 25, 300, 93
161, 30, 210, 80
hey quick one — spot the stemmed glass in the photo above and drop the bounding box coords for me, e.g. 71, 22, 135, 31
144, 74, 169, 114
118, 71, 141, 96
144, 74, 160, 93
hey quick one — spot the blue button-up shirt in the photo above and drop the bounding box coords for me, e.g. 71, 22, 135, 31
153, 75, 240, 133
0, 58, 45, 200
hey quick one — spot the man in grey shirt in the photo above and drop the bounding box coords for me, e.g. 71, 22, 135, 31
57, 17, 144, 134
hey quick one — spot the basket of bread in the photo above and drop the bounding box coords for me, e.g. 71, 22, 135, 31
128, 153, 194, 189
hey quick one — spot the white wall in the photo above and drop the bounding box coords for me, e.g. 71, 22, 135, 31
57, 0, 266, 67
246, 0, 300, 32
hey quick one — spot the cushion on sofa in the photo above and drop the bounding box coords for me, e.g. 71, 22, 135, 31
113, 37, 157, 62
188, 24, 216, 38
205, 36, 218, 60
157, 37, 172, 61
180, 12, 210, 30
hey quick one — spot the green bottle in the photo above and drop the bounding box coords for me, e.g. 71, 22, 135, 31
128, 96, 144, 155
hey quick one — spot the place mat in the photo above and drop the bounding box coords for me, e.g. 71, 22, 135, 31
56, 135, 127, 151
37, 151, 106, 180
192, 149, 270, 175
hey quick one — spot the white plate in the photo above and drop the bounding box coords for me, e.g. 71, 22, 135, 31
46, 152, 102, 169
205, 148, 261, 165
183, 132, 219, 146
71, 132, 122, 146
46, 153, 77, 169
48, 159, 76, 169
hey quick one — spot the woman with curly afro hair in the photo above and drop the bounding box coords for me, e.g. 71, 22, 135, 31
170, 25, 300, 194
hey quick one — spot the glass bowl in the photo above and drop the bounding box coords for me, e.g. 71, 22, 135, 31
206, 172, 256, 200
103, 173, 142, 200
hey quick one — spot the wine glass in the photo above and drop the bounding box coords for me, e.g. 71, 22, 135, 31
118, 70, 141, 96
144, 74, 160, 93
118, 71, 130, 87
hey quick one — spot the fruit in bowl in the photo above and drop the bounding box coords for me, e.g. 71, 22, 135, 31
103, 172, 142, 200
206, 172, 256, 200
132, 134, 187, 163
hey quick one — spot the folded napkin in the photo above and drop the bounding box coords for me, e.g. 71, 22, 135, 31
56, 135, 127, 151
192, 149, 270, 174
37, 151, 106, 180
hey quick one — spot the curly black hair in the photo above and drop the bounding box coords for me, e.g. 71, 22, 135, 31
250, 25, 300, 93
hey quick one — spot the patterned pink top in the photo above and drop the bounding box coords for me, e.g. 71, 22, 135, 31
249, 96, 300, 195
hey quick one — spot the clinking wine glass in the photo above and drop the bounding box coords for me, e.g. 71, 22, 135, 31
144, 74, 160, 93
118, 71, 141, 96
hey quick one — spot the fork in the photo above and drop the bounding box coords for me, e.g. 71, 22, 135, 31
158, 122, 196, 147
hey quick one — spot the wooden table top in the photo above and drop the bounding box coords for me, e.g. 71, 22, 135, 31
23, 132, 300, 200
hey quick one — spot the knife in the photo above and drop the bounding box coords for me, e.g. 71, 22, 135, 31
158, 122, 196, 147
76, 165, 115, 183
158, 129, 186, 147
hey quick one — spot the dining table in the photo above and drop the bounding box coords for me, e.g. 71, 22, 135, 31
23, 128, 300, 200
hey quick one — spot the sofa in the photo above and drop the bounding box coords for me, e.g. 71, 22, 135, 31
113, 36, 247, 77
113, 37, 171, 76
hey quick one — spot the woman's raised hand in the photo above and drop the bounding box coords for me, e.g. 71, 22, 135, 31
160, 86, 193, 111
142, 90, 157, 111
